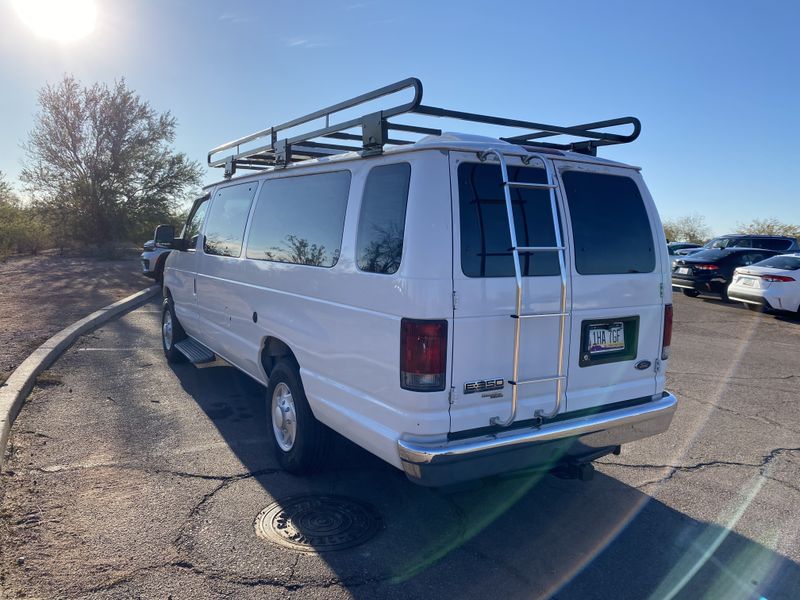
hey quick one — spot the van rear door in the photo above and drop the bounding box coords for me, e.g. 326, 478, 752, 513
448, 152, 572, 433
555, 162, 663, 412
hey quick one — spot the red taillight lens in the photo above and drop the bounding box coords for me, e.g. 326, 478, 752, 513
661, 304, 673, 361
761, 275, 795, 282
400, 319, 447, 392
694, 264, 718, 271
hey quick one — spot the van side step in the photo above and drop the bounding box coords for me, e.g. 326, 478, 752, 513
174, 338, 216, 364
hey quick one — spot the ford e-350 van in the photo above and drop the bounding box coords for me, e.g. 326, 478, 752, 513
156, 78, 677, 486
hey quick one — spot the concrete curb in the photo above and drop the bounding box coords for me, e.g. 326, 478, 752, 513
0, 285, 161, 472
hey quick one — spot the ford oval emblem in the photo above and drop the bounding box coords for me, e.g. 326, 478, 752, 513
635, 360, 652, 371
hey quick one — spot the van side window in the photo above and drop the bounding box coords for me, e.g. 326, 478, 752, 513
458, 162, 560, 278
182, 196, 210, 252
204, 183, 258, 258
246, 171, 351, 267
356, 163, 411, 274
562, 171, 655, 275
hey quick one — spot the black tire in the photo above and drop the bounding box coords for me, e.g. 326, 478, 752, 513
682, 289, 700, 298
154, 258, 165, 284
161, 297, 186, 363
719, 288, 730, 303
267, 360, 330, 474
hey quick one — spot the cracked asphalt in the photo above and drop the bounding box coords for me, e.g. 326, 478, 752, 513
1, 294, 799, 599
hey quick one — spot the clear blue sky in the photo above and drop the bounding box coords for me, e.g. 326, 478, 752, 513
1, 0, 798, 234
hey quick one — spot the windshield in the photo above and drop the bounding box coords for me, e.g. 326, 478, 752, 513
753, 255, 800, 270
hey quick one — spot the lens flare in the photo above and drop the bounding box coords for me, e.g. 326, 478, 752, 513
12, 0, 97, 43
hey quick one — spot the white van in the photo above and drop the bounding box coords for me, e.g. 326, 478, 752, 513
157, 78, 677, 486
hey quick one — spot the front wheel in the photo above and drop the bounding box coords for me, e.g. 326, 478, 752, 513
162, 298, 186, 363
267, 360, 330, 474
682, 289, 700, 298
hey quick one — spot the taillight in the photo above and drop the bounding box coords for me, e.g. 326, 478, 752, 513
694, 264, 718, 271
761, 275, 795, 282
661, 304, 673, 361
400, 319, 447, 392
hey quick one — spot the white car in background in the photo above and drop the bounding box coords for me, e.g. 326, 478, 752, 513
727, 253, 800, 314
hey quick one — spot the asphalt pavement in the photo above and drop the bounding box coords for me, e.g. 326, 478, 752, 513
1, 294, 798, 599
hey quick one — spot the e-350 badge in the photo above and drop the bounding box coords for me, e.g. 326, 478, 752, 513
464, 378, 505, 394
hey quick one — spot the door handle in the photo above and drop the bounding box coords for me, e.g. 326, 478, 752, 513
193, 277, 197, 295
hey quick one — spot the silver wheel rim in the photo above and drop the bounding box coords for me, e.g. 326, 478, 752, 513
163, 309, 173, 350
271, 382, 297, 452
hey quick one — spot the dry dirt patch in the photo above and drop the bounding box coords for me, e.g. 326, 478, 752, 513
0, 250, 151, 384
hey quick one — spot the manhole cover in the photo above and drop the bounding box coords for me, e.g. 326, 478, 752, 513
255, 495, 382, 552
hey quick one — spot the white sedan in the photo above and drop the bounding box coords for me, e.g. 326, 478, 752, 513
727, 253, 800, 313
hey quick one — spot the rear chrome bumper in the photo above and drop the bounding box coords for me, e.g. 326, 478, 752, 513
397, 392, 677, 486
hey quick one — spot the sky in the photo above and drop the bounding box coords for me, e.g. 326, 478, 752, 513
0, 0, 798, 235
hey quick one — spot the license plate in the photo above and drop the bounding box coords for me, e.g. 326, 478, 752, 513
740, 277, 756, 287
676, 267, 690, 275
588, 323, 625, 354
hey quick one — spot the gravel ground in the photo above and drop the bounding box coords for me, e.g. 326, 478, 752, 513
0, 293, 798, 599
0, 250, 151, 384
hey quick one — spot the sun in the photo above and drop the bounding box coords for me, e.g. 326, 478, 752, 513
12, 0, 97, 43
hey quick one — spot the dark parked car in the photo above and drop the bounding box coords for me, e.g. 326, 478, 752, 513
672, 247, 782, 301
676, 234, 800, 257
668, 242, 702, 267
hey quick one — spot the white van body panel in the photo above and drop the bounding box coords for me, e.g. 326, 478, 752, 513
170, 150, 454, 468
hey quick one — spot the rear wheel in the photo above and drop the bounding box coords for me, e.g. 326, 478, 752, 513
162, 298, 186, 363
267, 360, 330, 474
682, 289, 700, 298
719, 288, 730, 303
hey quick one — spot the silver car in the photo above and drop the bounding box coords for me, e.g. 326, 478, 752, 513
140, 239, 171, 283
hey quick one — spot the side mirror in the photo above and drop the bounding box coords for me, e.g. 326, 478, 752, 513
154, 224, 175, 248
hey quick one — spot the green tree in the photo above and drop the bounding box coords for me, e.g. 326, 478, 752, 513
662, 214, 712, 244
0, 171, 50, 258
736, 217, 799, 238
0, 170, 15, 205
20, 75, 202, 245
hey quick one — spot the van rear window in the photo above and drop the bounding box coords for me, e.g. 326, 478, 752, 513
562, 171, 655, 275
458, 162, 560, 278
356, 163, 411, 274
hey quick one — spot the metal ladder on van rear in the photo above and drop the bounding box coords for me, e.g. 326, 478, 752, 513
478, 149, 569, 427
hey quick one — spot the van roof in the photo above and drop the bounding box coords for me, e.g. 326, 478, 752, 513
205, 77, 641, 185
203, 134, 636, 190
203, 132, 638, 191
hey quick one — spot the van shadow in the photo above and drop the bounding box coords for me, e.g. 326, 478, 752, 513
170, 363, 800, 600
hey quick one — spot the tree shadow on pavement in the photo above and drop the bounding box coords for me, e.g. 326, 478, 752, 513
170, 361, 800, 600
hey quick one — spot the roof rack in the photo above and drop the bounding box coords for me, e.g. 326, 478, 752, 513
208, 77, 641, 178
